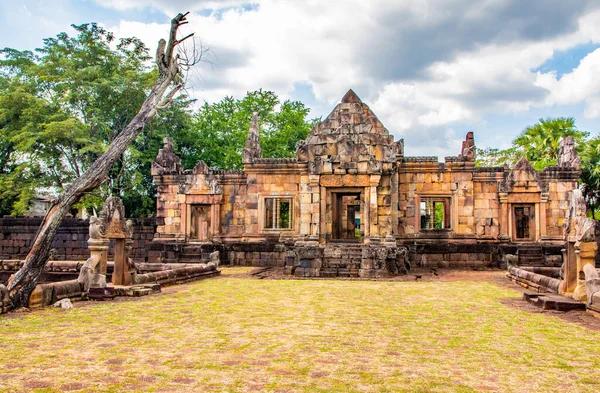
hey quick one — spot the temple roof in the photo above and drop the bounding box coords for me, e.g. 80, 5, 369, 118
296, 89, 400, 173
309, 89, 392, 140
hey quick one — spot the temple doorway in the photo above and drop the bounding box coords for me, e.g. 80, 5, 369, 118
190, 204, 211, 241
333, 193, 362, 240
513, 204, 534, 241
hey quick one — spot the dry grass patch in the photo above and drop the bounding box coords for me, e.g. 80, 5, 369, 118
1, 269, 600, 392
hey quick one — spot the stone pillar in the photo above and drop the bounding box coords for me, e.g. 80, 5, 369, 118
87, 238, 113, 300
299, 174, 312, 239
367, 175, 381, 243
534, 203, 541, 241
319, 186, 327, 243
112, 239, 126, 286
499, 193, 509, 240
309, 175, 320, 240
539, 200, 547, 238
112, 238, 134, 286
572, 241, 598, 301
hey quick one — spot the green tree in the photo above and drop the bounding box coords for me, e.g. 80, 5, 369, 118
580, 135, 600, 218
0, 23, 195, 217
513, 117, 588, 170
190, 89, 312, 169
477, 117, 588, 170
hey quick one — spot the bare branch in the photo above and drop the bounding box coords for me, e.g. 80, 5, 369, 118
175, 33, 195, 46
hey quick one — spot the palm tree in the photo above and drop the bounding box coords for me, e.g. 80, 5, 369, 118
513, 117, 588, 171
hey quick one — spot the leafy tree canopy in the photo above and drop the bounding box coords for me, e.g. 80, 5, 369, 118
0, 23, 191, 217
188, 89, 313, 170
0, 25, 313, 218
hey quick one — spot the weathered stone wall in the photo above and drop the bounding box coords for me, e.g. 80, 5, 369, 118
0, 217, 156, 261
403, 242, 500, 269
473, 169, 503, 239
544, 174, 578, 239
399, 159, 477, 237
154, 176, 185, 240
146, 241, 286, 267
243, 160, 302, 241
219, 172, 247, 238
225, 243, 286, 267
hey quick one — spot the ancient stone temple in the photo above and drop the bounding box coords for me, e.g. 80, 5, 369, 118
150, 90, 581, 276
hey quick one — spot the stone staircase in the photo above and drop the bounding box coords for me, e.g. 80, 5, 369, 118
321, 243, 364, 277
178, 244, 214, 263
517, 245, 544, 267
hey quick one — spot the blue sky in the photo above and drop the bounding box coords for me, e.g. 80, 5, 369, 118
2, 0, 600, 157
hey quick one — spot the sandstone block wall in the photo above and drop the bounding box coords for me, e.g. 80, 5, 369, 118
0, 217, 156, 262
545, 179, 578, 238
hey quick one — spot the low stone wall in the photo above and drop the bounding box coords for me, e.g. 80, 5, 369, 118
0, 216, 156, 262
28, 279, 83, 309
518, 266, 561, 278
147, 241, 286, 267
403, 242, 502, 269
225, 243, 286, 267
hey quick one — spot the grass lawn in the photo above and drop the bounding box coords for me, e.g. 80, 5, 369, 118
1, 268, 600, 392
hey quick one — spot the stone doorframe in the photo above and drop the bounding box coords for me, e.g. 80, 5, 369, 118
499, 192, 547, 242
181, 194, 222, 242
330, 189, 365, 241
318, 174, 382, 244
511, 203, 535, 241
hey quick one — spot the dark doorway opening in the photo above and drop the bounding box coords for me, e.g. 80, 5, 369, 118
190, 204, 211, 241
333, 193, 362, 240
513, 205, 534, 241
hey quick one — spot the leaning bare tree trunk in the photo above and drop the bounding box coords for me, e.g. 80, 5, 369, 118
7, 12, 195, 308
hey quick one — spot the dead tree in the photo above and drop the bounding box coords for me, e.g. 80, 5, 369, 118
7, 12, 197, 308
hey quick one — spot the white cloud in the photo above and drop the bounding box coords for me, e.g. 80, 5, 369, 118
535, 48, 600, 118
101, 0, 600, 156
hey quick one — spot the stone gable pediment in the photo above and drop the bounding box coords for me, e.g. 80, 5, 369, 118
298, 89, 398, 175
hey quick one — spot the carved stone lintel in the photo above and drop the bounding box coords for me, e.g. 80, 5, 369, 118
296, 140, 308, 161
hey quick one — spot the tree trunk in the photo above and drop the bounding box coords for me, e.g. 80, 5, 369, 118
7, 12, 194, 308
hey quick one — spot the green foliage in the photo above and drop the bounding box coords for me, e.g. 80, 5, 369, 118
475, 147, 517, 168
477, 117, 588, 170
190, 89, 312, 169
0, 24, 313, 218
512, 117, 588, 171
477, 117, 598, 217
0, 23, 192, 217
580, 135, 600, 219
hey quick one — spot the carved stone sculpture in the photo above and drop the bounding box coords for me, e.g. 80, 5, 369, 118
209, 250, 220, 267
151, 137, 182, 175
242, 112, 262, 164
558, 136, 581, 170
561, 189, 598, 301
77, 254, 101, 292
458, 132, 475, 161
79, 197, 135, 298
583, 264, 600, 306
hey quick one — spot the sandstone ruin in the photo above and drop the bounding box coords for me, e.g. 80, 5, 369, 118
150, 90, 583, 277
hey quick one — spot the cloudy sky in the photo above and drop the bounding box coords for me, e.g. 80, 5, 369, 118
2, 0, 600, 158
